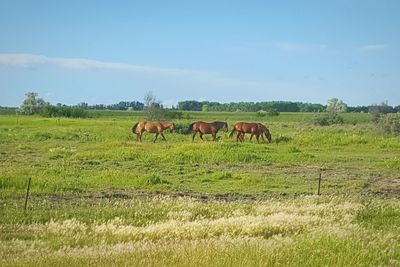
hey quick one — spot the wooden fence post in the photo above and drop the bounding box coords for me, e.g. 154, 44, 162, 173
24, 177, 31, 211
317, 172, 322, 195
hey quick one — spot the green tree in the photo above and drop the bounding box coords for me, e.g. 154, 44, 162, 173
18, 92, 48, 115
144, 91, 164, 120
202, 104, 209, 112
326, 98, 347, 113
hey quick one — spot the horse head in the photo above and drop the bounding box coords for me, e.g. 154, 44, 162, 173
265, 129, 272, 143
223, 122, 229, 132
169, 122, 176, 133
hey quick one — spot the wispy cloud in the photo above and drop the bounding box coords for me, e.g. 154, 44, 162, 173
225, 42, 328, 54
0, 53, 291, 93
272, 42, 327, 52
359, 44, 388, 51
0, 53, 208, 77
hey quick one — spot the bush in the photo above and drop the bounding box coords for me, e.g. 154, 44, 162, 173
256, 110, 267, 117
378, 114, 400, 135
274, 135, 292, 143
267, 108, 280, 116
369, 102, 394, 123
163, 110, 184, 120
70, 107, 88, 118
174, 122, 191, 134
313, 113, 344, 126
257, 109, 279, 117
41, 105, 88, 118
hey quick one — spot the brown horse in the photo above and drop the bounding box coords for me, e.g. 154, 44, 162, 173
229, 122, 271, 143
256, 123, 272, 143
132, 121, 176, 143
188, 121, 228, 141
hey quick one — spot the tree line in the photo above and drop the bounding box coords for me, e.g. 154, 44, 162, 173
76, 101, 144, 111
14, 92, 400, 118
177, 100, 400, 113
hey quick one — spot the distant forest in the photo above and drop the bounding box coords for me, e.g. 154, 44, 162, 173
2, 100, 400, 113
73, 100, 399, 113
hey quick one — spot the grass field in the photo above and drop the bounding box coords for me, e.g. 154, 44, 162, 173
1, 111, 399, 266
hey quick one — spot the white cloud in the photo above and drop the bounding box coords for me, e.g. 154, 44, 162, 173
359, 44, 388, 51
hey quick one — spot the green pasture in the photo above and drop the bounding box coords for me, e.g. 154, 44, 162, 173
0, 111, 399, 266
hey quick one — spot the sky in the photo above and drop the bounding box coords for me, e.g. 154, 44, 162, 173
0, 0, 399, 107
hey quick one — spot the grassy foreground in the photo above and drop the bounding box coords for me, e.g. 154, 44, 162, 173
1, 111, 399, 266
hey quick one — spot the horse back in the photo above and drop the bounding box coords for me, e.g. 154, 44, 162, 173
236, 122, 259, 134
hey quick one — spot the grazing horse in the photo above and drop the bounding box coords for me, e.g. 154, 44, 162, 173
132, 121, 175, 143
188, 121, 228, 141
229, 122, 272, 143
255, 123, 272, 143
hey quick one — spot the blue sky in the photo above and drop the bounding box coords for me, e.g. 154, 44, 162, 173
0, 0, 399, 107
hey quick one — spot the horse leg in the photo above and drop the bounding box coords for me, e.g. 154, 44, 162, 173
153, 133, 159, 143
256, 134, 260, 143
260, 133, 266, 143
212, 133, 217, 141
229, 128, 236, 138
236, 132, 241, 142
192, 132, 197, 142
139, 131, 143, 142
250, 133, 254, 142
200, 133, 205, 141
161, 133, 167, 141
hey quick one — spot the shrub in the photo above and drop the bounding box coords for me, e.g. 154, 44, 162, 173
70, 107, 88, 118
163, 110, 184, 120
256, 110, 267, 117
267, 108, 280, 116
378, 114, 400, 135
313, 113, 344, 126
274, 135, 292, 143
41, 105, 88, 118
369, 102, 394, 123
175, 122, 192, 134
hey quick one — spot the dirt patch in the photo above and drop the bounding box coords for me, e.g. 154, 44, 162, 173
364, 176, 400, 197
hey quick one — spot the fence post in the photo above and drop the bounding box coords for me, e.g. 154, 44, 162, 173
317, 172, 322, 195
24, 177, 31, 211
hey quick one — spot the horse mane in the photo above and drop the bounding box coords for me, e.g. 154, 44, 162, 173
214, 121, 227, 129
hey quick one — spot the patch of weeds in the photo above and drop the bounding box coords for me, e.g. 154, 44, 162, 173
238, 153, 263, 163
212, 171, 233, 180
147, 175, 171, 185
288, 146, 302, 153
83, 160, 101, 165
31, 132, 52, 141
274, 135, 292, 144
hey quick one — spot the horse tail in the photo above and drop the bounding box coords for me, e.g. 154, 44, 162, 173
229, 126, 236, 138
188, 122, 195, 133
131, 122, 139, 133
